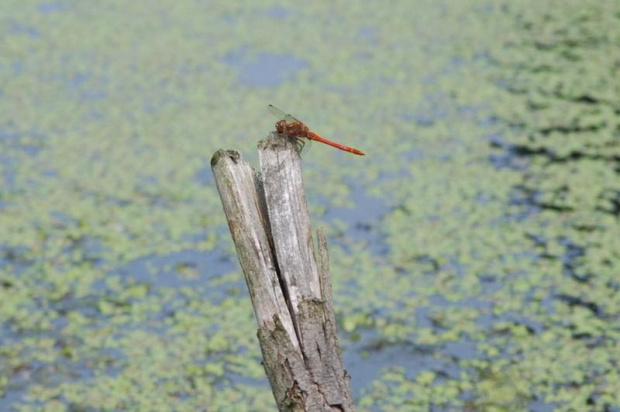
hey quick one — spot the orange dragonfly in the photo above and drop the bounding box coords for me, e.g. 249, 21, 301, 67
268, 104, 365, 156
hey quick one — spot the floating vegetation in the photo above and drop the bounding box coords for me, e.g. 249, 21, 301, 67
0, 0, 618, 410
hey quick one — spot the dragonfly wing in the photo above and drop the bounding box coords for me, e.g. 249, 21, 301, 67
268, 104, 299, 123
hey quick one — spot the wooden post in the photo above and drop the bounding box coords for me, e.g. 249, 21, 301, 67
211, 134, 354, 412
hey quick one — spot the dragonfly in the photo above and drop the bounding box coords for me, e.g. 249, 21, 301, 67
268, 104, 365, 156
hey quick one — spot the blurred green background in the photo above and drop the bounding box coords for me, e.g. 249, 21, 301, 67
1, 1, 619, 411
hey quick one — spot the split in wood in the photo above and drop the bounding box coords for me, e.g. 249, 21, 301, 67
211, 133, 355, 411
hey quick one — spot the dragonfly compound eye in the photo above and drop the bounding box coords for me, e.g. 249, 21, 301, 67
276, 120, 286, 133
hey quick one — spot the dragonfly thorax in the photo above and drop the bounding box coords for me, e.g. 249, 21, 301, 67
275, 120, 310, 138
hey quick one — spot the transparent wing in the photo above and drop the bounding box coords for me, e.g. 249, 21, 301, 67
268, 104, 299, 123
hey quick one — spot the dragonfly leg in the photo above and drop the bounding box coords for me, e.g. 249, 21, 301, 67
295, 137, 306, 154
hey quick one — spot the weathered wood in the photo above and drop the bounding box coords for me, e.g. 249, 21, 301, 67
212, 138, 354, 411
258, 133, 354, 411
258, 133, 322, 325
210, 150, 298, 349
310, 228, 353, 408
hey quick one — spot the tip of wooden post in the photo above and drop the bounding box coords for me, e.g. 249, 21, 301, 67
258, 132, 297, 154
211, 149, 241, 168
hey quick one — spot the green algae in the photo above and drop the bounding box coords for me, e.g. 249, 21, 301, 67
1, 0, 619, 411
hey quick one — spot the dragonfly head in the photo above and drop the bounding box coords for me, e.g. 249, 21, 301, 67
275, 120, 287, 134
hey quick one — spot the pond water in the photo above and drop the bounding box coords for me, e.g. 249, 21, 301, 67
1, 1, 618, 411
